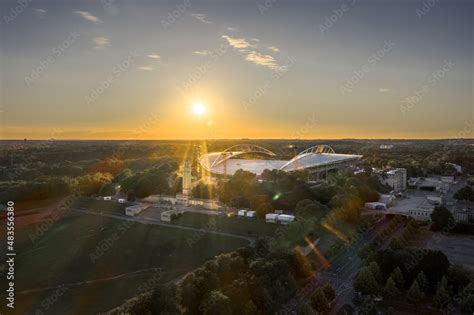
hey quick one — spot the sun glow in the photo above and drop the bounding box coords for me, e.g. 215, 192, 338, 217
192, 102, 206, 117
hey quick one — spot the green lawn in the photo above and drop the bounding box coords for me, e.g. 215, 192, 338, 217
72, 197, 130, 214
3, 214, 248, 314
171, 212, 280, 237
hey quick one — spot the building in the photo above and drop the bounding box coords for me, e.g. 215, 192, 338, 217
407, 176, 452, 193
125, 204, 148, 216
376, 168, 407, 192
365, 202, 387, 210
182, 161, 192, 196
199, 144, 362, 180
143, 194, 221, 210
161, 209, 185, 222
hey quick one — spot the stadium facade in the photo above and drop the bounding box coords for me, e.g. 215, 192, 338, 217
199, 144, 362, 180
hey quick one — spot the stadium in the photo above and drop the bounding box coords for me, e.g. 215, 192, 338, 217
199, 144, 362, 179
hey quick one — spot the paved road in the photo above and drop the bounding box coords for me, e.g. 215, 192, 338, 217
316, 217, 392, 314
72, 207, 256, 245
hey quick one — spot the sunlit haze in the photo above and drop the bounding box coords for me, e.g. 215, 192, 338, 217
0, 0, 473, 140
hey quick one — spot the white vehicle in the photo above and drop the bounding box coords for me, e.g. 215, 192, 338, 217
103, 196, 112, 201
118, 198, 125, 203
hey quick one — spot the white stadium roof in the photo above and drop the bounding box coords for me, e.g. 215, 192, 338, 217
199, 144, 362, 176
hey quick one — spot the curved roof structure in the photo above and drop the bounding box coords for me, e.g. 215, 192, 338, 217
200, 144, 362, 176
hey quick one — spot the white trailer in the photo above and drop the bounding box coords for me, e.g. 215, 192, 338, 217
238, 209, 248, 217
125, 204, 148, 217
265, 213, 279, 223
278, 214, 295, 224
246, 211, 256, 218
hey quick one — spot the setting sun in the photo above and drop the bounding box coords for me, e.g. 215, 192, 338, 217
192, 102, 206, 117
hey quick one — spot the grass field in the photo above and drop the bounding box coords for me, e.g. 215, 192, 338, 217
72, 197, 131, 214
171, 212, 280, 237
0, 213, 248, 314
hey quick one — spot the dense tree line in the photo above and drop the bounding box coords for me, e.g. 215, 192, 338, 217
112, 241, 339, 315
356, 242, 474, 313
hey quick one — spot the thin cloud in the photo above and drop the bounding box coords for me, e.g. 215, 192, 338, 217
75, 11, 102, 24
226, 27, 237, 31
193, 50, 209, 56
268, 46, 280, 53
379, 88, 390, 92
139, 66, 154, 71
35, 9, 47, 19
190, 13, 213, 24
147, 54, 161, 59
222, 35, 253, 49
93, 37, 110, 50
245, 51, 285, 71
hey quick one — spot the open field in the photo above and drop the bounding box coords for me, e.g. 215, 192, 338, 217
0, 213, 248, 314
171, 212, 280, 237
72, 197, 131, 215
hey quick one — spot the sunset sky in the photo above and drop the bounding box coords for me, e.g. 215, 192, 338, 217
1, 0, 473, 140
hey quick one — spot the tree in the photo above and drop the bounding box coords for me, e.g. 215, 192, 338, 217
291, 250, 313, 278
323, 283, 336, 302
295, 199, 328, 219
200, 291, 232, 315
447, 264, 473, 294
368, 262, 382, 283
419, 251, 450, 288
454, 186, 474, 201
390, 267, 405, 289
150, 284, 182, 314
406, 280, 424, 303
243, 300, 258, 315
430, 205, 455, 231
100, 182, 117, 196
336, 304, 354, 315
358, 244, 376, 263
433, 282, 450, 310
416, 271, 429, 293
353, 267, 379, 295
384, 277, 400, 299
311, 288, 329, 314
460, 293, 474, 314
359, 296, 376, 315
127, 189, 136, 202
